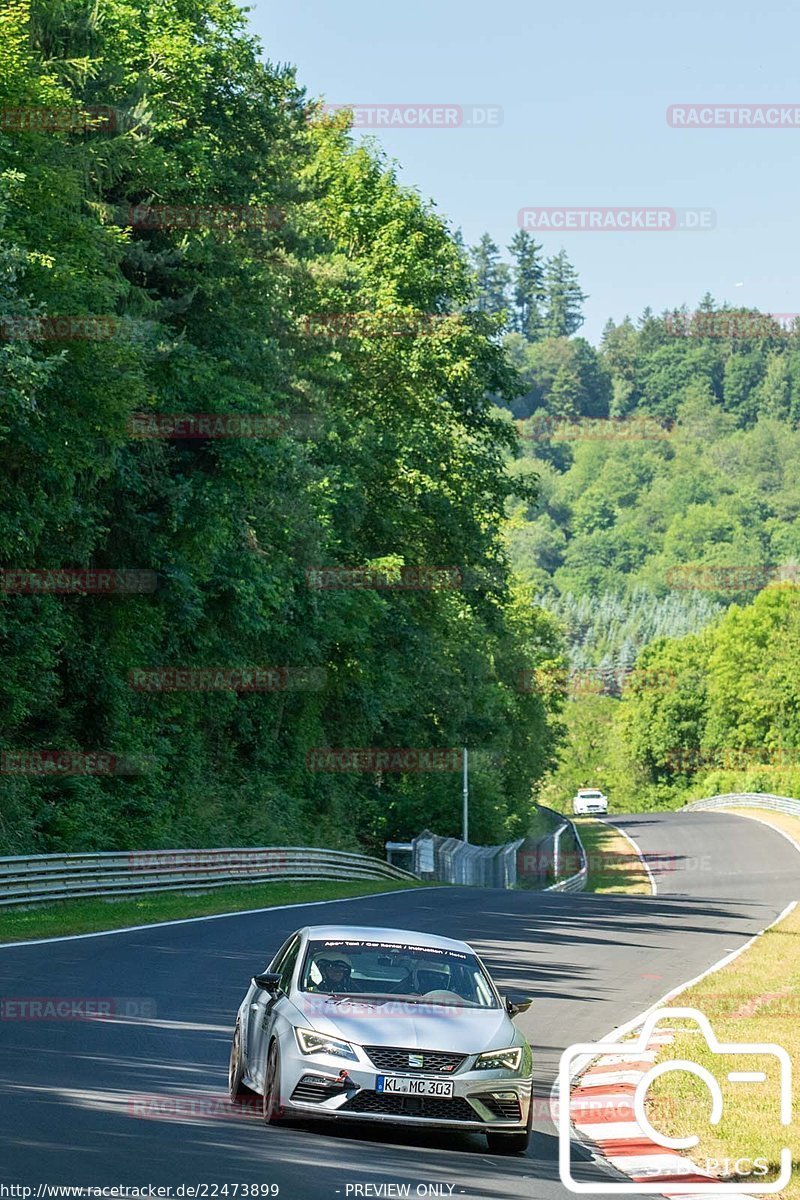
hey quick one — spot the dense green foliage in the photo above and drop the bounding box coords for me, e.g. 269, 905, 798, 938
510, 404, 800, 599
489, 273, 800, 810
0, 0, 566, 855
503, 304, 800, 691
617, 585, 800, 802
536, 586, 800, 812
535, 589, 723, 682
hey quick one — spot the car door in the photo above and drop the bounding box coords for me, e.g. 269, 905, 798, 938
248, 933, 302, 1090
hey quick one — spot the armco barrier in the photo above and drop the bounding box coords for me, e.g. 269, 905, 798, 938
0, 846, 417, 907
683, 792, 800, 816
542, 809, 588, 893
411, 806, 587, 891
411, 830, 524, 888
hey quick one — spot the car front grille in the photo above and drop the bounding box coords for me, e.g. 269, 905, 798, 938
363, 1046, 467, 1074
473, 1092, 522, 1121
341, 1091, 477, 1121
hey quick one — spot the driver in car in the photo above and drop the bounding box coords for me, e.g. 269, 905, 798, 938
309, 951, 354, 993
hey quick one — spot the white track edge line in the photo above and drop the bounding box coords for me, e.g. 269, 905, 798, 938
601, 818, 658, 896
0, 885, 450, 950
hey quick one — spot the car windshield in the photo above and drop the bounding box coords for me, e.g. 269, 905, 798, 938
298, 938, 500, 1008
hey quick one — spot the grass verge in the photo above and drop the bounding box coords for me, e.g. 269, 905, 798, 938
574, 817, 652, 893
647, 807, 800, 1198
0, 877, 430, 944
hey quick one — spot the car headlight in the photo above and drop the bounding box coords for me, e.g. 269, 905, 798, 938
294, 1026, 358, 1061
474, 1046, 523, 1071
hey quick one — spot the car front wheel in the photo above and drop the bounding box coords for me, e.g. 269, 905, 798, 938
228, 1024, 255, 1103
262, 1040, 283, 1124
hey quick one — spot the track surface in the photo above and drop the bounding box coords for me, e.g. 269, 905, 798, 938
1, 811, 797, 1200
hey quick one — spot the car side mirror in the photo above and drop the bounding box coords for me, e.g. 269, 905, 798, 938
253, 972, 281, 993
504, 992, 533, 1016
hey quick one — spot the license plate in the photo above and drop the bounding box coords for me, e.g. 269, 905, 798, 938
376, 1075, 454, 1097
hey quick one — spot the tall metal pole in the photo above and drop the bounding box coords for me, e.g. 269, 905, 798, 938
462, 746, 469, 844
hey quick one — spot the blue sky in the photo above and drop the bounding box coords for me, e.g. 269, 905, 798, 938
251, 0, 799, 342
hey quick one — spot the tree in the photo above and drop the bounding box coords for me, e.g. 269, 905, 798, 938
469, 233, 510, 318
0, 0, 565, 854
548, 366, 582, 421
508, 229, 546, 341
543, 249, 587, 337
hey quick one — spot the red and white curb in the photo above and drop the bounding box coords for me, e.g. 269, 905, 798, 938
567, 1029, 757, 1198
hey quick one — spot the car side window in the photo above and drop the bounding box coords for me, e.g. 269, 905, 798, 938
276, 936, 301, 991
267, 934, 297, 974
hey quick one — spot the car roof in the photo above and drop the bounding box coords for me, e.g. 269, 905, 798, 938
299, 925, 475, 954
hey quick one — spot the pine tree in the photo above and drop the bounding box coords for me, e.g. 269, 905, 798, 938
469, 233, 510, 318
543, 249, 587, 337
548, 366, 582, 421
508, 230, 546, 341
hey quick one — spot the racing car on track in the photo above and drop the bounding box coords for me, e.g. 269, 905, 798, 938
228, 924, 534, 1153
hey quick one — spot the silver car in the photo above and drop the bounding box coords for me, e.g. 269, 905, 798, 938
228, 924, 534, 1153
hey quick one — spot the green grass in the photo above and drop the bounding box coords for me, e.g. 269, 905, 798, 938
574, 817, 653, 893
0, 877, 431, 944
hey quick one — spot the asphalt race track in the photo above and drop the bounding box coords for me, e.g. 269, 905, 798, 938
1, 810, 797, 1200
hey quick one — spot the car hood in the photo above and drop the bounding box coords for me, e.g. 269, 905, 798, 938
289, 993, 515, 1053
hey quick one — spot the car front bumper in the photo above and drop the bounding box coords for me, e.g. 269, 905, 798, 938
280, 1053, 533, 1131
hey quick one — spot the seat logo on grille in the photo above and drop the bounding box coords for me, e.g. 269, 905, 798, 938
408, 1053, 424, 1067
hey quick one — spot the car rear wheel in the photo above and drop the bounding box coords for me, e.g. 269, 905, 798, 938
228, 1024, 255, 1103
262, 1040, 283, 1124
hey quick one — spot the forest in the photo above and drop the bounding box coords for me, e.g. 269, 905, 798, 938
2, 0, 798, 857
0, 0, 566, 854
467, 233, 800, 810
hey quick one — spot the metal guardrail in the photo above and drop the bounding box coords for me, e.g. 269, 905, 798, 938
0, 846, 417, 907
682, 792, 800, 816
410, 807, 588, 892
544, 812, 588, 893
411, 830, 524, 888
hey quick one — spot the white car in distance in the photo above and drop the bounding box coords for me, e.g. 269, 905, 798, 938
572, 788, 609, 815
